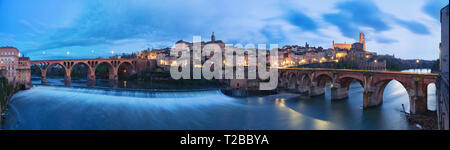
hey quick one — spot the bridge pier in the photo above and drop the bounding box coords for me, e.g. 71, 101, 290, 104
363, 89, 382, 109
409, 82, 428, 115
41, 76, 46, 84
64, 75, 71, 86
40, 70, 47, 84
87, 74, 96, 87
410, 95, 427, 115
309, 83, 325, 96
331, 85, 348, 100
88, 74, 96, 81
41, 72, 47, 84
109, 69, 118, 81
297, 85, 310, 95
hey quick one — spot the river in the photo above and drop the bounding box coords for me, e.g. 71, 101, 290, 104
1, 69, 436, 130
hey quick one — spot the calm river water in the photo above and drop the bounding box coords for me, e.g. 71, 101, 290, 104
1, 69, 436, 130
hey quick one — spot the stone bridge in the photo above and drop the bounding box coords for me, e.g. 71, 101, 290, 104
277, 68, 437, 114
31, 59, 137, 84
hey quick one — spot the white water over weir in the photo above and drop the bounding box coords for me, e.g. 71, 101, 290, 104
31, 85, 225, 98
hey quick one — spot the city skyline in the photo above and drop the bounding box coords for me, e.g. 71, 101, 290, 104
0, 0, 448, 60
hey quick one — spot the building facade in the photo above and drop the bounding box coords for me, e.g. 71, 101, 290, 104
437, 4, 449, 130
333, 32, 366, 51
0, 47, 31, 88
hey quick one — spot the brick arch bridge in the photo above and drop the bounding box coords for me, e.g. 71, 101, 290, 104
278, 68, 437, 115
31, 59, 137, 84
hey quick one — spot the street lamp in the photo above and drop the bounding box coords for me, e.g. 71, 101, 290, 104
416, 59, 420, 70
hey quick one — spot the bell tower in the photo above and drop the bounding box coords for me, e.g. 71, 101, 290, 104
359, 32, 366, 51
211, 32, 215, 42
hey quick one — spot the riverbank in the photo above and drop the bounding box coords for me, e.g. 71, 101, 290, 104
1, 77, 25, 128
1, 78, 12, 128
407, 111, 438, 130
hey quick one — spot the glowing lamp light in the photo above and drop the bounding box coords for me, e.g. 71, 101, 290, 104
171, 61, 177, 66
416, 59, 420, 63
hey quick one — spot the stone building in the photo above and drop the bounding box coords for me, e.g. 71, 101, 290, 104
437, 4, 449, 130
333, 32, 366, 51
0, 47, 31, 88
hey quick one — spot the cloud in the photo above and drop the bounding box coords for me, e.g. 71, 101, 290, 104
422, 0, 449, 20
323, 1, 390, 39
394, 19, 430, 35
260, 25, 286, 42
284, 9, 318, 31
323, 0, 432, 39
375, 37, 397, 44
323, 13, 357, 38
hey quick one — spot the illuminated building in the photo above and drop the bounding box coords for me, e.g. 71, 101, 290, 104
333, 32, 366, 51
0, 47, 31, 88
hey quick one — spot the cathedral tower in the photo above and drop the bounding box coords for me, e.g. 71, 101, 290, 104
211, 32, 215, 42
359, 32, 366, 51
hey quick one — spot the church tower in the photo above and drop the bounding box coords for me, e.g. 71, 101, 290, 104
211, 32, 215, 42
359, 32, 366, 51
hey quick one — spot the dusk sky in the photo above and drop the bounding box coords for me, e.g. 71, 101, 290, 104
0, 0, 448, 60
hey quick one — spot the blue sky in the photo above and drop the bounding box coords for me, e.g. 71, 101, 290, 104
0, 0, 448, 60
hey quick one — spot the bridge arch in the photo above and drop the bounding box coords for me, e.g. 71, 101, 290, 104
314, 74, 333, 89
306, 73, 332, 97
287, 72, 298, 89
336, 73, 365, 90
95, 61, 116, 80
44, 62, 69, 84
278, 71, 288, 88
117, 61, 136, 80
297, 73, 312, 94
426, 83, 437, 111
365, 78, 414, 113
70, 62, 94, 81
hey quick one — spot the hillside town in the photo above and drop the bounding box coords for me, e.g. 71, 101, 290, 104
127, 32, 388, 72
